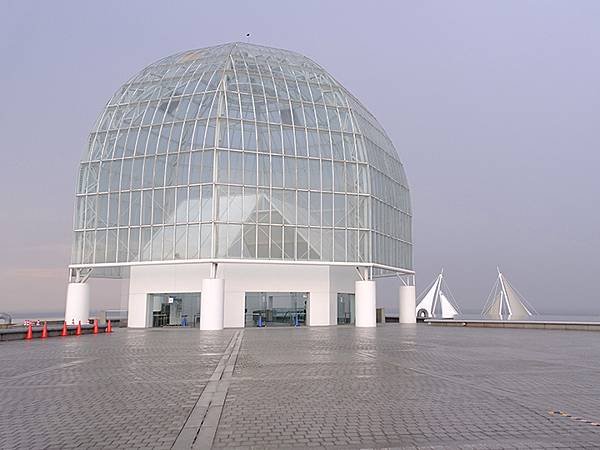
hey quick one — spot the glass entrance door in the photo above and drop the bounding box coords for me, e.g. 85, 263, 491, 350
149, 293, 201, 327
337, 293, 355, 324
245, 292, 308, 327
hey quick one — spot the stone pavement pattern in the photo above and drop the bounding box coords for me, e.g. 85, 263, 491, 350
2, 325, 600, 449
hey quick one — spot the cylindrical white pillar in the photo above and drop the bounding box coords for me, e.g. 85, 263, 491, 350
65, 283, 90, 324
200, 278, 225, 330
399, 285, 416, 324
355, 280, 376, 328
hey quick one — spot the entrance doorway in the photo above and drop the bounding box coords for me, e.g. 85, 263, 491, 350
149, 293, 201, 327
245, 292, 308, 327
337, 293, 355, 324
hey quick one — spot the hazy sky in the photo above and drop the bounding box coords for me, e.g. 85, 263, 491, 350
1, 0, 599, 316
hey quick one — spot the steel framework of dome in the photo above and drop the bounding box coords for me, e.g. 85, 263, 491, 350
65, 42, 416, 330
71, 42, 411, 273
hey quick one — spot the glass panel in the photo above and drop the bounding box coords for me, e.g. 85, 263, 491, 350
257, 154, 270, 187
243, 122, 256, 150
215, 224, 227, 257
283, 226, 295, 259
188, 186, 200, 222
129, 227, 140, 261
257, 225, 269, 258
270, 126, 282, 153
296, 158, 309, 190
243, 224, 256, 258
97, 194, 108, 227
163, 226, 174, 260
107, 193, 119, 227
95, 230, 107, 263
283, 190, 295, 225
152, 189, 164, 224
244, 292, 308, 327
229, 186, 243, 222
297, 227, 309, 260
284, 157, 296, 188
177, 152, 190, 185
106, 229, 118, 263
230, 151, 243, 183
309, 228, 321, 260
321, 160, 332, 191
337, 293, 355, 325
271, 156, 283, 188
270, 225, 283, 259
333, 162, 345, 192
187, 224, 199, 259
217, 150, 228, 183
216, 185, 228, 221
200, 223, 211, 258
200, 185, 212, 222
227, 224, 242, 258
244, 153, 256, 185
141, 227, 152, 260
334, 229, 345, 261
334, 194, 345, 227
309, 192, 320, 227
347, 229, 358, 262
322, 228, 333, 261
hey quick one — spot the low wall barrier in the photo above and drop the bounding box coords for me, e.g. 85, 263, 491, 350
425, 319, 600, 331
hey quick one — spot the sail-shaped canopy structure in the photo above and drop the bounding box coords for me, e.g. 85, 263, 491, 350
482, 269, 537, 320
415, 270, 461, 319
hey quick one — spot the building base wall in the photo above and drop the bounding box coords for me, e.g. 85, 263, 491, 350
126, 263, 362, 328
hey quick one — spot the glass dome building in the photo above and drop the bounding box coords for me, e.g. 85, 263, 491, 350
65, 42, 415, 329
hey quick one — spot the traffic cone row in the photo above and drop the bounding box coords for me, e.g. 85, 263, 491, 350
24, 319, 115, 340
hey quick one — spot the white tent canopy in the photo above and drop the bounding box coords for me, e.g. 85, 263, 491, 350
416, 270, 461, 319
482, 268, 537, 320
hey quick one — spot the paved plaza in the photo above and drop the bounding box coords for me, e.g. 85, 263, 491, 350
2, 325, 600, 449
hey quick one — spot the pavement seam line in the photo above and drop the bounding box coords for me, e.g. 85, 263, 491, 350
172, 330, 242, 450
192, 330, 243, 449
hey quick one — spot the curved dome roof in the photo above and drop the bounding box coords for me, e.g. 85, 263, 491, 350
73, 42, 412, 271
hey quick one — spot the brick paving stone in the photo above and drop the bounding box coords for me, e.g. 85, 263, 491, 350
2, 325, 600, 448
213, 325, 600, 449
0, 328, 234, 449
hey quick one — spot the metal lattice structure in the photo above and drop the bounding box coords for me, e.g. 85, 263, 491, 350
71, 42, 412, 274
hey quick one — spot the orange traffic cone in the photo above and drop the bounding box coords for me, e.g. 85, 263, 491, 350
75, 321, 82, 336
93, 319, 98, 334
61, 321, 68, 336
25, 323, 33, 340
106, 320, 112, 333
41, 322, 48, 339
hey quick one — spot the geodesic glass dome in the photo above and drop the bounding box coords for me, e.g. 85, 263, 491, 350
71, 42, 412, 272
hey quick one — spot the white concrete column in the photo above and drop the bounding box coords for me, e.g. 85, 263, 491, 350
399, 285, 416, 324
355, 280, 376, 328
65, 283, 90, 324
200, 278, 225, 330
